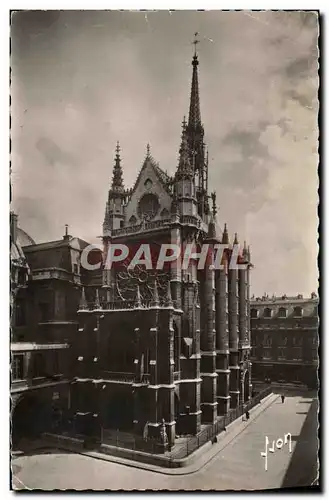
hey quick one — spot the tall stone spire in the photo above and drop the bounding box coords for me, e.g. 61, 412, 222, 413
185, 34, 207, 219
222, 223, 229, 244
104, 141, 126, 234
188, 53, 202, 131
188, 33, 202, 131
111, 141, 124, 193
176, 117, 193, 180
243, 240, 248, 260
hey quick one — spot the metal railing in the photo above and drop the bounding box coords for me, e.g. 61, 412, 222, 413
49, 386, 272, 464
85, 298, 175, 312
170, 385, 272, 460
99, 386, 272, 459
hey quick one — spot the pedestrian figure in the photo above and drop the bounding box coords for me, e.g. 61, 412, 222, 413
143, 421, 149, 441
211, 436, 218, 444
245, 410, 250, 421
281, 395, 285, 403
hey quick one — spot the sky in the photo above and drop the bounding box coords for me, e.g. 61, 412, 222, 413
10, 10, 319, 297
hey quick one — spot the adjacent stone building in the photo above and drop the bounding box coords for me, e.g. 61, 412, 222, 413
10, 212, 89, 446
72, 50, 253, 447
250, 294, 318, 389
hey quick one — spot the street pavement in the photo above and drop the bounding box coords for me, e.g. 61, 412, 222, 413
11, 391, 318, 491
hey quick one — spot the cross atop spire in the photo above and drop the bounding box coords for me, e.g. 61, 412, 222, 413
193, 32, 200, 57
146, 143, 151, 158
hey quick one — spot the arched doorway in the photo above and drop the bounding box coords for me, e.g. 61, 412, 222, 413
11, 394, 50, 448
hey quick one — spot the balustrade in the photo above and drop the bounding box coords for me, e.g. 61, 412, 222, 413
102, 371, 150, 384
112, 218, 172, 237
87, 299, 163, 312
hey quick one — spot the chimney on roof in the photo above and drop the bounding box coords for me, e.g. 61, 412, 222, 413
63, 224, 71, 241
10, 211, 18, 244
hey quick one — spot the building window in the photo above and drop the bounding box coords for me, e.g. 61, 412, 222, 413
15, 298, 26, 326
12, 354, 24, 380
292, 337, 302, 346
277, 348, 286, 360
292, 348, 302, 360
129, 215, 137, 225
263, 349, 271, 359
53, 351, 59, 374
283, 336, 288, 346
160, 208, 169, 218
278, 307, 287, 318
264, 308, 272, 318
120, 220, 124, 228
294, 306, 303, 317
251, 308, 258, 319
33, 353, 46, 378
263, 334, 272, 346
17, 269, 27, 286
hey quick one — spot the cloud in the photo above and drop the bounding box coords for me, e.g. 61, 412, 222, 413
36, 137, 78, 167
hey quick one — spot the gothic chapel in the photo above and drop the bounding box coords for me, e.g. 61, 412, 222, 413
73, 48, 253, 447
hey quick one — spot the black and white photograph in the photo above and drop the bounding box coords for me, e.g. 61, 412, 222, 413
10, 9, 319, 491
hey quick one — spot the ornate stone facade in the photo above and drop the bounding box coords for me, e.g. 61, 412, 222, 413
73, 50, 253, 446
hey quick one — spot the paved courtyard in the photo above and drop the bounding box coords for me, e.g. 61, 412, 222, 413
12, 391, 318, 491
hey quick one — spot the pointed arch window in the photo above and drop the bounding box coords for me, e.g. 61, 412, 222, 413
128, 215, 137, 226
